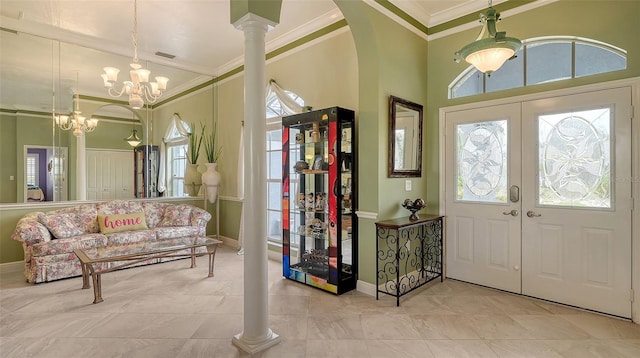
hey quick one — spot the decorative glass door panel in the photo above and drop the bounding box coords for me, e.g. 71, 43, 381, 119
456, 120, 508, 203
537, 108, 611, 208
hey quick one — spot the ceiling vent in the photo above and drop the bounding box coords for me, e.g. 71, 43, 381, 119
155, 51, 176, 59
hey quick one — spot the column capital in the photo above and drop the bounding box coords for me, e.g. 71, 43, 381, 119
232, 12, 277, 32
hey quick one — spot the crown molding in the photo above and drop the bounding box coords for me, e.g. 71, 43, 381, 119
214, 7, 344, 77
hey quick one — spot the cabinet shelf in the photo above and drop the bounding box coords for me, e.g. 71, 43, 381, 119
282, 106, 357, 295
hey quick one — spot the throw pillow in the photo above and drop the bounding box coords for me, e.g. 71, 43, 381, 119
37, 213, 84, 239
98, 212, 148, 234
159, 205, 193, 227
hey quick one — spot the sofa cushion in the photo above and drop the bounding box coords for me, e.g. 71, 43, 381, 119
154, 226, 205, 239
30, 234, 108, 257
98, 212, 148, 234
159, 204, 193, 227
141, 202, 169, 228
52, 205, 100, 233
106, 229, 156, 246
38, 213, 84, 239
97, 200, 144, 215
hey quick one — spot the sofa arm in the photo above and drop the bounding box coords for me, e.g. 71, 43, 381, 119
190, 206, 212, 227
11, 212, 52, 246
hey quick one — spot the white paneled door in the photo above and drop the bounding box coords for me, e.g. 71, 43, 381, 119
444, 103, 522, 294
86, 149, 135, 200
445, 87, 632, 318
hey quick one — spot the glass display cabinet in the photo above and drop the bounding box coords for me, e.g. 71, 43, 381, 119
134, 145, 159, 198
282, 107, 357, 294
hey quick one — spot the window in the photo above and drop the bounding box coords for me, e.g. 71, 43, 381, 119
450, 37, 627, 99
26, 153, 39, 186
165, 120, 190, 197
265, 86, 305, 244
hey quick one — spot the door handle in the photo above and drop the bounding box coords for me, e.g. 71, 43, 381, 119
502, 209, 518, 216
527, 210, 542, 217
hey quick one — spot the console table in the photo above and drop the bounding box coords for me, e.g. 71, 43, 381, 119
375, 214, 443, 306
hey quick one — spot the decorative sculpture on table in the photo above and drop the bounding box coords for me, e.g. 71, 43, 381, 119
401, 198, 426, 221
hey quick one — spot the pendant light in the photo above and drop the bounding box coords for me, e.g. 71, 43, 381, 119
454, 0, 522, 75
125, 113, 142, 147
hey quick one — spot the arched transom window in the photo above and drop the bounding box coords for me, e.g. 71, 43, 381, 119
449, 36, 627, 99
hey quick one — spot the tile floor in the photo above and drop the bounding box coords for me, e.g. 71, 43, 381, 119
2, 245, 640, 357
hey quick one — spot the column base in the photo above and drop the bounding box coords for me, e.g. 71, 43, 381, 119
232, 329, 281, 354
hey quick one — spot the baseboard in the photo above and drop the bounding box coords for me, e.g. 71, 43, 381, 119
357, 279, 376, 297
0, 261, 23, 273
215, 235, 242, 251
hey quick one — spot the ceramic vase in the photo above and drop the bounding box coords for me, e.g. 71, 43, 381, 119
202, 163, 221, 203
184, 163, 201, 196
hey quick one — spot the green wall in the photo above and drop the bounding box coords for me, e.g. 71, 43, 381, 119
335, 0, 430, 284
0, 112, 18, 203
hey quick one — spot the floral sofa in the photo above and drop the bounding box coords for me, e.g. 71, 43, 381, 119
11, 200, 211, 283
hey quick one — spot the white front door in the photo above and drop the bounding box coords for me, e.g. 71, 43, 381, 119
521, 87, 632, 317
444, 87, 632, 318
444, 103, 522, 293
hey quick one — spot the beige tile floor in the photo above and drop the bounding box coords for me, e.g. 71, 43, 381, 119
2, 245, 640, 357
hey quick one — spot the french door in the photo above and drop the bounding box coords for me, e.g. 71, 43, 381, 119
445, 87, 632, 317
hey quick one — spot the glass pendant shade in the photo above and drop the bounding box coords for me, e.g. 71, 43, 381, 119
460, 37, 522, 73
125, 129, 142, 147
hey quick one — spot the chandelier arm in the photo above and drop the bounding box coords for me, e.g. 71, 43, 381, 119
487, 17, 498, 37
475, 19, 488, 41
107, 85, 129, 98
141, 86, 160, 103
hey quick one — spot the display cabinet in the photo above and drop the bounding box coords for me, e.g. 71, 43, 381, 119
282, 107, 357, 294
134, 145, 159, 198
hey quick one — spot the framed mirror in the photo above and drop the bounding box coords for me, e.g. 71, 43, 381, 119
388, 95, 423, 178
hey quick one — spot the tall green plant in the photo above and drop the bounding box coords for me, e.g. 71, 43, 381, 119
204, 121, 223, 163
185, 122, 205, 164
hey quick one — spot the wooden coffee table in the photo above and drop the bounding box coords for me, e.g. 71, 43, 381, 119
73, 236, 222, 303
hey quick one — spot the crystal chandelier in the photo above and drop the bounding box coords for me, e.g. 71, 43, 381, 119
454, 0, 522, 75
55, 74, 98, 137
101, 0, 169, 109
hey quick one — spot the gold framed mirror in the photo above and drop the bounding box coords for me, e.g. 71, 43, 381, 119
388, 95, 423, 178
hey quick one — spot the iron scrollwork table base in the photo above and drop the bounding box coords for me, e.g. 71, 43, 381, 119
375, 214, 444, 306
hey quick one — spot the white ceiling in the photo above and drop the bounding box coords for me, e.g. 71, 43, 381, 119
0, 0, 497, 113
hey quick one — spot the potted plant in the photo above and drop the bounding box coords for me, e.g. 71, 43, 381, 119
202, 121, 223, 203
184, 122, 204, 196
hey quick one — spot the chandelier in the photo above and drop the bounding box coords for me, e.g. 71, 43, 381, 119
454, 0, 522, 75
55, 74, 98, 137
101, 0, 169, 109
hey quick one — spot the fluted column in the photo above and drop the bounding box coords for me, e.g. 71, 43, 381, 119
231, 13, 281, 354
